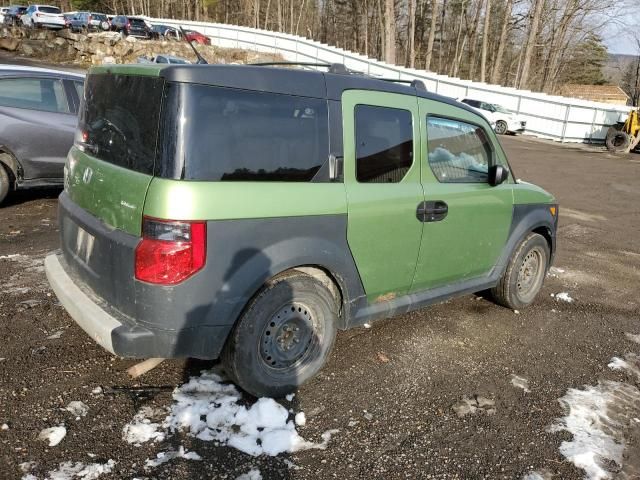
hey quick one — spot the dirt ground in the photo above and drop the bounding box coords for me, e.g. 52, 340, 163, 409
1, 135, 639, 480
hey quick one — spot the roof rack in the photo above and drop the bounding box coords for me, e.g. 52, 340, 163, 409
249, 61, 427, 91
249, 61, 349, 74
377, 78, 427, 91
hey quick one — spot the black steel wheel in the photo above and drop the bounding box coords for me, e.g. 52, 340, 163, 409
490, 233, 550, 310
222, 272, 339, 398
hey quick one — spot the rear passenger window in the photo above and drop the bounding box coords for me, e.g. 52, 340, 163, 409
426, 117, 492, 183
0, 78, 69, 113
162, 84, 329, 182
355, 105, 413, 183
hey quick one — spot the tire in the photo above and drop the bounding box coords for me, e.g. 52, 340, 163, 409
0, 164, 10, 205
606, 130, 631, 153
222, 272, 339, 398
490, 233, 550, 310
495, 120, 508, 135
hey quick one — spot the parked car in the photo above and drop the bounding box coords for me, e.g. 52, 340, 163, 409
110, 15, 150, 38
62, 12, 74, 28
46, 63, 558, 398
137, 54, 190, 64
21, 5, 65, 29
0, 65, 84, 205
0, 7, 9, 23
460, 98, 526, 135
3, 5, 27, 26
149, 24, 180, 40
183, 29, 210, 45
69, 11, 110, 32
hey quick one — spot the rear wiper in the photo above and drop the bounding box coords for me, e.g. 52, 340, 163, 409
179, 26, 208, 64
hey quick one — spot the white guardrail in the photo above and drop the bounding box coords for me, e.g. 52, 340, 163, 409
147, 16, 630, 143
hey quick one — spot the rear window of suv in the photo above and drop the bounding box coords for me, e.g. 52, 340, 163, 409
157, 83, 329, 182
39, 6, 61, 14
78, 74, 164, 175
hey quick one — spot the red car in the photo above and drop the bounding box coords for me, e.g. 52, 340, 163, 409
184, 29, 210, 45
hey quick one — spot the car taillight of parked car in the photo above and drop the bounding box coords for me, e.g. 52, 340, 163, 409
135, 217, 207, 285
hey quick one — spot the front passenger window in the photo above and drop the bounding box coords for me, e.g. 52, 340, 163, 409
426, 117, 492, 183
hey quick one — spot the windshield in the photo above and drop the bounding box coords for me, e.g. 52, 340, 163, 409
492, 104, 511, 114
39, 6, 61, 14
77, 74, 164, 175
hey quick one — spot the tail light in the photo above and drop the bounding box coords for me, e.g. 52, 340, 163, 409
135, 217, 206, 285
88, 14, 92, 22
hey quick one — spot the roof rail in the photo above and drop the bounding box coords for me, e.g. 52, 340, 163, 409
249, 61, 427, 90
249, 61, 349, 74
377, 78, 427, 91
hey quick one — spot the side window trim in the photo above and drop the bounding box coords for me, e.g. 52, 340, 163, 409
425, 114, 496, 184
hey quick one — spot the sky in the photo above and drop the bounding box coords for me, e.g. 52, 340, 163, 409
603, 11, 639, 55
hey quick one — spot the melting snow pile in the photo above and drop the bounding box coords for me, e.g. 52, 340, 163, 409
625, 333, 640, 345
22, 460, 115, 480
123, 370, 338, 457
549, 352, 640, 480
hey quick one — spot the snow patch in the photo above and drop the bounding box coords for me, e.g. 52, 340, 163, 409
122, 406, 166, 445
23, 460, 115, 480
554, 292, 574, 303
236, 469, 262, 480
144, 446, 201, 469
510, 374, 531, 393
38, 426, 66, 446
294, 412, 306, 426
608, 353, 640, 381
123, 370, 338, 456
550, 380, 640, 480
522, 470, 552, 480
66, 401, 89, 417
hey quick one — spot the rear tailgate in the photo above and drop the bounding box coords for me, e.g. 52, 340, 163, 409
60, 70, 164, 317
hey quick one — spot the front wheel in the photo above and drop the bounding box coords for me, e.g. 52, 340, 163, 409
490, 233, 549, 310
0, 164, 10, 205
495, 120, 508, 135
222, 272, 338, 398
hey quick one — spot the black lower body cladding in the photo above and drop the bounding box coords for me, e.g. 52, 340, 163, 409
56, 193, 364, 359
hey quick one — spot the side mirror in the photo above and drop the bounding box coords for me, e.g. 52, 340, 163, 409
488, 165, 509, 186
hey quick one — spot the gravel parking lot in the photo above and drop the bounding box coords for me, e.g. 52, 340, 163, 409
1, 136, 639, 480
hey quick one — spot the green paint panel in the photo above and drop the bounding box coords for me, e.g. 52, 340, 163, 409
412, 97, 514, 290
143, 179, 348, 220
512, 181, 556, 205
66, 147, 153, 235
341, 90, 424, 301
89, 64, 165, 77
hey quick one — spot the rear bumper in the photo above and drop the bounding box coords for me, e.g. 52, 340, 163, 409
45, 252, 229, 359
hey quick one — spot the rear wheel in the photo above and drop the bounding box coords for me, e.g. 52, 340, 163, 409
495, 120, 508, 135
0, 164, 10, 205
490, 233, 549, 310
222, 272, 338, 398
606, 130, 631, 153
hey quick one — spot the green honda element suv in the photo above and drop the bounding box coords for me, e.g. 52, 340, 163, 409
45, 63, 558, 398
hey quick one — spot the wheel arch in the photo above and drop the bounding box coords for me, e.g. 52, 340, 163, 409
496, 204, 557, 276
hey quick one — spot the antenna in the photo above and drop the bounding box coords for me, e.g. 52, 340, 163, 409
179, 26, 208, 64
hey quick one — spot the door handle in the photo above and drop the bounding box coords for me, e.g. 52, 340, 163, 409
416, 200, 448, 222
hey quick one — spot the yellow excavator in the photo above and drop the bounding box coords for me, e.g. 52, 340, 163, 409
606, 109, 640, 153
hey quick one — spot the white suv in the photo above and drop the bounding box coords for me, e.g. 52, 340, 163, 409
460, 98, 526, 135
21, 5, 65, 29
